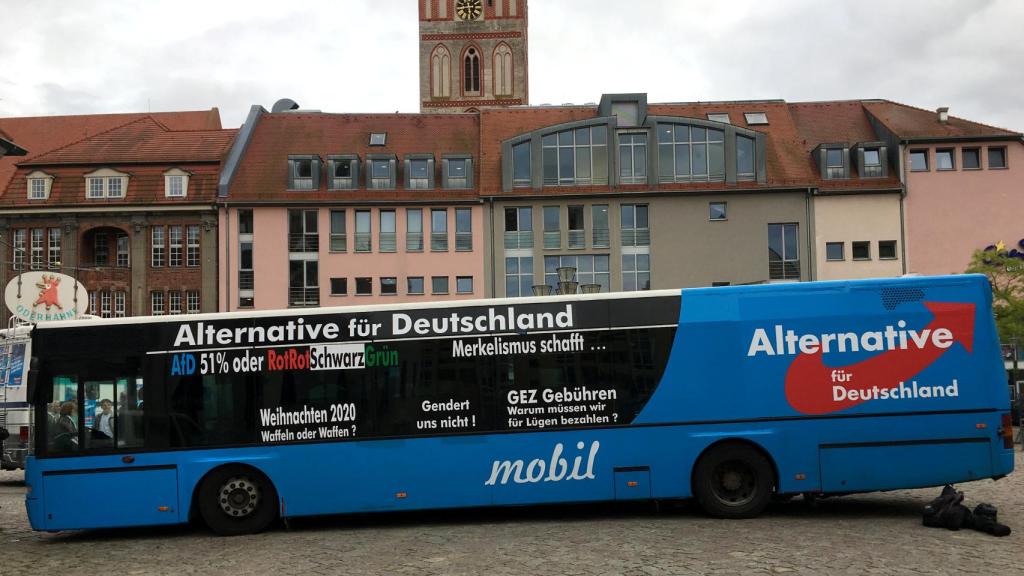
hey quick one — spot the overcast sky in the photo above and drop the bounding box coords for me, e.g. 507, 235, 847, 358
1, 0, 1021, 132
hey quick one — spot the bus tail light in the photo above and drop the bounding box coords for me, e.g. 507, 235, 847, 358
19, 426, 29, 444
1001, 413, 1014, 449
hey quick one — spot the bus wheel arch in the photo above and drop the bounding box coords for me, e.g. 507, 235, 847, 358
194, 463, 279, 536
690, 439, 778, 519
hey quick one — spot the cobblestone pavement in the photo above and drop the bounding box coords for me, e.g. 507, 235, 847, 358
1, 452, 1022, 576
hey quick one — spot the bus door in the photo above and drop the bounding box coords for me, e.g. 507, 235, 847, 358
40, 360, 178, 530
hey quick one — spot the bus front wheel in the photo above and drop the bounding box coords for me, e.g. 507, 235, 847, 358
692, 442, 774, 519
198, 465, 278, 536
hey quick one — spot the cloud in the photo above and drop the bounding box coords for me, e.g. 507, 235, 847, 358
0, 0, 1020, 131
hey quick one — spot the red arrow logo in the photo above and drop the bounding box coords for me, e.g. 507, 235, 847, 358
784, 302, 975, 415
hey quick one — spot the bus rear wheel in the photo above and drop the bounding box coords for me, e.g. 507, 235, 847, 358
198, 465, 278, 536
693, 442, 774, 519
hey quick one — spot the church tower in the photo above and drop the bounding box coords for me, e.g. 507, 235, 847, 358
419, 0, 529, 113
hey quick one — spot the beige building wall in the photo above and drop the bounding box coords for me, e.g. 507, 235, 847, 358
813, 194, 904, 280
487, 191, 810, 296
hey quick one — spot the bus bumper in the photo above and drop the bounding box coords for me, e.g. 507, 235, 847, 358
24, 457, 46, 531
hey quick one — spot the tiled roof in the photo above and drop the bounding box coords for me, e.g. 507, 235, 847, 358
21, 117, 237, 165
228, 111, 480, 202
787, 101, 902, 190
0, 109, 221, 192
1, 163, 223, 208
862, 100, 1021, 140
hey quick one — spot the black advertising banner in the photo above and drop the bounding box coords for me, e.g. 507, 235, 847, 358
140, 296, 679, 446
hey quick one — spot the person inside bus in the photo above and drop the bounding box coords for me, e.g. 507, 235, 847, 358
54, 401, 78, 451
92, 399, 114, 441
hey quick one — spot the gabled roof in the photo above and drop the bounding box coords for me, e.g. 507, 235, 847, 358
862, 100, 1020, 141
0, 109, 222, 190
21, 116, 236, 166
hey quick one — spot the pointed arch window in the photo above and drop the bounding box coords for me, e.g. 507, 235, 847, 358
464, 47, 480, 94
430, 44, 451, 98
493, 44, 513, 97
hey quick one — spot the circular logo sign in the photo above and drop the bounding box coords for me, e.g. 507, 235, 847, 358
4, 272, 90, 322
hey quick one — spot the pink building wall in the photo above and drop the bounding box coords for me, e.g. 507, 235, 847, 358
905, 141, 1023, 276
219, 205, 485, 311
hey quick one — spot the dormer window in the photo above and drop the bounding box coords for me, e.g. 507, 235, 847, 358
164, 168, 191, 198
328, 155, 359, 190
288, 155, 321, 190
405, 155, 435, 189
814, 144, 849, 179
26, 171, 54, 200
84, 168, 128, 199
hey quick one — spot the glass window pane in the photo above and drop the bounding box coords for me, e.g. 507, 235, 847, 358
910, 151, 928, 171
708, 129, 724, 142
331, 211, 345, 233
783, 224, 798, 259
559, 148, 574, 181
936, 150, 954, 170
691, 127, 706, 142
692, 144, 707, 175
411, 160, 428, 178
737, 136, 755, 175
456, 208, 471, 233
674, 125, 689, 142
826, 148, 843, 168
574, 127, 590, 145
513, 142, 531, 182
408, 209, 422, 233
864, 149, 881, 166
658, 125, 674, 143
619, 145, 632, 178
431, 209, 447, 232
356, 211, 371, 232
591, 126, 606, 145
621, 205, 634, 229
305, 261, 318, 287
576, 147, 591, 180
768, 225, 782, 261
708, 142, 724, 179
372, 160, 390, 178
518, 207, 533, 231
674, 144, 691, 177
544, 256, 558, 274
595, 255, 609, 272
543, 206, 559, 231
635, 144, 647, 177
659, 145, 674, 179
381, 210, 396, 232
636, 206, 648, 229
592, 146, 607, 182
558, 130, 574, 146
543, 148, 558, 183
988, 147, 1007, 168
504, 207, 518, 232
505, 257, 518, 275
593, 205, 608, 229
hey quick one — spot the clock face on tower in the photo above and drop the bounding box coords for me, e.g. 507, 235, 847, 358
455, 0, 483, 21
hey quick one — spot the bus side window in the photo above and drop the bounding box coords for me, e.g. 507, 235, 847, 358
48, 376, 79, 453
116, 377, 145, 448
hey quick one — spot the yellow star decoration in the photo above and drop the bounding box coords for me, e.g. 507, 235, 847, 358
996, 240, 1007, 252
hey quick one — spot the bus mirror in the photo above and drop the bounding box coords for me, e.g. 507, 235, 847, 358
26, 356, 39, 401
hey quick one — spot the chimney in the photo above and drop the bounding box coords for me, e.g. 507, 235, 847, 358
936, 107, 949, 123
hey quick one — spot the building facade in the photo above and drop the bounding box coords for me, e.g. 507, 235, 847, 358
217, 105, 485, 311
0, 113, 234, 320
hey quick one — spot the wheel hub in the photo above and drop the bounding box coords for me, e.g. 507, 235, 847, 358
219, 476, 261, 518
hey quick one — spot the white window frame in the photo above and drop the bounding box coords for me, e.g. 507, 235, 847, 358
186, 225, 200, 267
168, 291, 182, 315
26, 171, 53, 200
164, 169, 190, 198
84, 168, 129, 199
186, 290, 200, 314
114, 291, 126, 318
151, 291, 165, 315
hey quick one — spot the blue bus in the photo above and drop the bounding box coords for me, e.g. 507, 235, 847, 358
24, 275, 1015, 535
